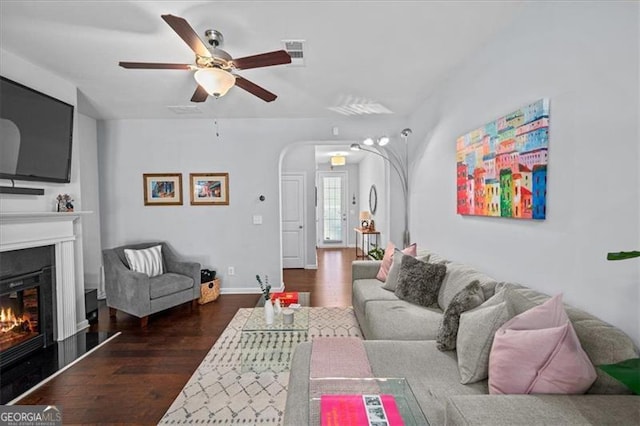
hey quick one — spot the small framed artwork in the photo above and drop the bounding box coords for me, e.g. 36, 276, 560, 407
143, 173, 183, 206
190, 173, 229, 205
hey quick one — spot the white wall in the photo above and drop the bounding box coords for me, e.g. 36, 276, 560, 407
408, 2, 640, 344
98, 118, 401, 292
78, 113, 103, 295
281, 144, 317, 268
358, 154, 389, 248
345, 163, 360, 247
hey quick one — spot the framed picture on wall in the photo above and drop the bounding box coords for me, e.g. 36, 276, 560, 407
456, 98, 549, 220
143, 173, 183, 206
189, 173, 229, 205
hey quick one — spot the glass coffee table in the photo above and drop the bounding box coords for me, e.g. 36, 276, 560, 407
241, 292, 310, 372
309, 377, 428, 425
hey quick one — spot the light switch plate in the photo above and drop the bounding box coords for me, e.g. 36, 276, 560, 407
253, 215, 263, 225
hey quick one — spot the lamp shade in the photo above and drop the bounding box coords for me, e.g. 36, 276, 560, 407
194, 68, 236, 98
359, 211, 371, 222
330, 155, 346, 166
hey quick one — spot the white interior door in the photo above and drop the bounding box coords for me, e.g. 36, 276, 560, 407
318, 171, 347, 247
281, 173, 305, 268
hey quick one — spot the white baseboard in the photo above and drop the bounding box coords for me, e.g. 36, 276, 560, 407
305, 264, 318, 270
76, 319, 89, 332
219, 284, 285, 295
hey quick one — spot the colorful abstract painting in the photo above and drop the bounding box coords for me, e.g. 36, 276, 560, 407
456, 99, 549, 220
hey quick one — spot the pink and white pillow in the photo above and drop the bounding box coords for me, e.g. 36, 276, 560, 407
488, 294, 597, 394
376, 242, 416, 281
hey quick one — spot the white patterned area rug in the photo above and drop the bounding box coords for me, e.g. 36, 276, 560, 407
160, 307, 362, 425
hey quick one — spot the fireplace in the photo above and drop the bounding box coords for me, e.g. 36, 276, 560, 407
0, 246, 55, 369
0, 212, 84, 349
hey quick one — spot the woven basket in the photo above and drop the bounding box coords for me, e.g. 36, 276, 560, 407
198, 278, 220, 304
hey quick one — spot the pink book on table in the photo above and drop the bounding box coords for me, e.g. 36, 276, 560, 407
320, 394, 404, 426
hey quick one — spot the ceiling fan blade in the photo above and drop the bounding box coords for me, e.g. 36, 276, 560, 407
119, 62, 192, 70
191, 85, 208, 103
161, 14, 211, 57
231, 50, 291, 70
234, 76, 277, 102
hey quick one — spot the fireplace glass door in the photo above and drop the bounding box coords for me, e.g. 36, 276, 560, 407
0, 286, 40, 352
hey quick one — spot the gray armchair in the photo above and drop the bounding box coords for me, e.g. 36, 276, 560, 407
103, 242, 200, 327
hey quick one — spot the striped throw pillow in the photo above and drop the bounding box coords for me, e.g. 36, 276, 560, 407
124, 245, 164, 277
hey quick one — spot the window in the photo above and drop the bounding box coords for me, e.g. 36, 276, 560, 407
322, 176, 343, 242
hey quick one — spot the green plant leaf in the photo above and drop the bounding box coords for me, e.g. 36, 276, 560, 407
607, 251, 640, 261
367, 247, 384, 260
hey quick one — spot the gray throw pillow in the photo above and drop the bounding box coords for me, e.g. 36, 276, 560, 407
437, 262, 497, 312
457, 290, 514, 384
436, 280, 485, 351
382, 251, 429, 292
394, 256, 446, 307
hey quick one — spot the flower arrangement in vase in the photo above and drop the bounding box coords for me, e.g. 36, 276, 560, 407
256, 274, 273, 324
255, 274, 271, 300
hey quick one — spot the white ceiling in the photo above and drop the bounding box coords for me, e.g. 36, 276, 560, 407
0, 1, 524, 120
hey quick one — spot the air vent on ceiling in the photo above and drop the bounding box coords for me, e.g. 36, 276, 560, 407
327, 97, 393, 116
167, 105, 203, 115
282, 40, 305, 66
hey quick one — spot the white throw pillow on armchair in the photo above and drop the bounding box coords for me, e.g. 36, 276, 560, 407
124, 245, 164, 277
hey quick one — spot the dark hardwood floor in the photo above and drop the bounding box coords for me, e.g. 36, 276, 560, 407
15, 248, 356, 425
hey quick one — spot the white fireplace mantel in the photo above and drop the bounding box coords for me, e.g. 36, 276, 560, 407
1, 211, 92, 340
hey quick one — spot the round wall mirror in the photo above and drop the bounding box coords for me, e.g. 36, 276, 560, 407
369, 184, 378, 215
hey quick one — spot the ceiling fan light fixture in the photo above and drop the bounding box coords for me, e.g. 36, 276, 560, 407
363, 138, 374, 146
194, 68, 236, 98
350, 143, 361, 151
378, 136, 390, 146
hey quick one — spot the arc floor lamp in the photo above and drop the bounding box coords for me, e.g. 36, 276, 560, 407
351, 128, 412, 248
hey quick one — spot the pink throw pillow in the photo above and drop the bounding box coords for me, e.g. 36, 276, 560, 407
488, 294, 597, 394
376, 242, 416, 282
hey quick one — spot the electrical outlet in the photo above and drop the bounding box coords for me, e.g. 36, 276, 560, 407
228, 266, 235, 276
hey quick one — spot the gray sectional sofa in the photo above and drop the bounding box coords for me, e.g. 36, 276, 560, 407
284, 250, 639, 425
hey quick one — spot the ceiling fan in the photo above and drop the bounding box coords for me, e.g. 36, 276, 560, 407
119, 14, 291, 102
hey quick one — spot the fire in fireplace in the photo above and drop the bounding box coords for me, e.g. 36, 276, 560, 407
0, 288, 40, 352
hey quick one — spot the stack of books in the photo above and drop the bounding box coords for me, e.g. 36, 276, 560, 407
270, 292, 299, 307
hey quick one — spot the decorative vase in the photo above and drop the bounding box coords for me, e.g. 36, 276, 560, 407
273, 298, 282, 316
264, 298, 274, 325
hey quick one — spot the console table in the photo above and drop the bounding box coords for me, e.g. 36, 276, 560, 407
354, 227, 380, 259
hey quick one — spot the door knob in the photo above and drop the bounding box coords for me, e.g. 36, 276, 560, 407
299, 225, 303, 229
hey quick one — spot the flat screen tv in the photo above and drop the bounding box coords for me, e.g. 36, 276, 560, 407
0, 76, 74, 183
